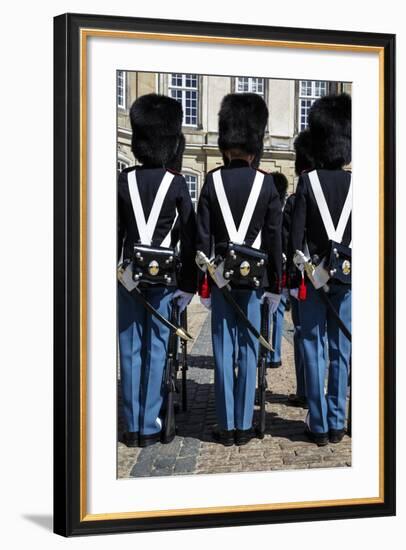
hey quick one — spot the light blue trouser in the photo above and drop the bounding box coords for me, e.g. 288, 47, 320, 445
211, 286, 262, 431
118, 284, 174, 435
267, 294, 287, 363
290, 296, 306, 398
299, 283, 351, 433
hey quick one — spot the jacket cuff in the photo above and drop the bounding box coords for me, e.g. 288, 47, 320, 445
267, 273, 282, 294
177, 276, 197, 294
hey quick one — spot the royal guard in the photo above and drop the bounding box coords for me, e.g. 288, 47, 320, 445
290, 93, 352, 446
285, 129, 315, 408
267, 171, 289, 370
196, 93, 282, 446
117, 94, 197, 448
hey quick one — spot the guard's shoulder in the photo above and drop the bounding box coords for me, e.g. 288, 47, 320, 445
123, 165, 135, 174
207, 165, 223, 175
120, 165, 135, 176
117, 165, 135, 185
167, 167, 182, 177
297, 170, 310, 185
299, 169, 312, 178
257, 167, 270, 176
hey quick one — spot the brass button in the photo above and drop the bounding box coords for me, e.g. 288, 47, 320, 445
239, 261, 250, 277
148, 260, 159, 276
342, 260, 351, 275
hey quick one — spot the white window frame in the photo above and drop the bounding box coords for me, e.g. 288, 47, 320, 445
168, 74, 199, 127
117, 158, 129, 174
184, 173, 198, 210
298, 80, 328, 131
117, 70, 126, 110
235, 76, 265, 97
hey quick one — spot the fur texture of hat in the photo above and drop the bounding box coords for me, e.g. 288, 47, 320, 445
218, 93, 269, 157
271, 171, 289, 203
308, 93, 351, 169
130, 94, 183, 166
294, 129, 314, 175
167, 133, 185, 172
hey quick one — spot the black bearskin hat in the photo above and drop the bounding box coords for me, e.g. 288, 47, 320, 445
167, 133, 185, 172
130, 94, 184, 166
308, 93, 351, 169
218, 93, 268, 157
271, 171, 289, 203
294, 129, 314, 176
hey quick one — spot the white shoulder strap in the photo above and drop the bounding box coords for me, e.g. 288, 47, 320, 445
335, 174, 352, 244
212, 169, 238, 242
308, 170, 352, 244
213, 169, 264, 246
161, 212, 178, 248
252, 230, 262, 249
127, 170, 174, 245
237, 171, 264, 245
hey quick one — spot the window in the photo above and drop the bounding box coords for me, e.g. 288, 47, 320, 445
236, 77, 265, 97
117, 159, 129, 176
298, 80, 328, 130
168, 74, 199, 127
185, 174, 198, 209
117, 71, 126, 109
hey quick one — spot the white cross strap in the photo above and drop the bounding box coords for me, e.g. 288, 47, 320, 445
161, 212, 178, 248
127, 169, 175, 245
308, 170, 352, 244
213, 169, 264, 248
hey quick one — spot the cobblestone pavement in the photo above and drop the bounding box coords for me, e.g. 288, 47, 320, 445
117, 302, 351, 478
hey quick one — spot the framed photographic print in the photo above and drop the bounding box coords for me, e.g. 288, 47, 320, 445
53, 12, 396, 536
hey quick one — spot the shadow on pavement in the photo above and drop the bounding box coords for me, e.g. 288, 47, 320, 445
118, 377, 308, 445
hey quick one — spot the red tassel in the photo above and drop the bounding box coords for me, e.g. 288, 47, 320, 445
200, 274, 211, 298
298, 274, 307, 300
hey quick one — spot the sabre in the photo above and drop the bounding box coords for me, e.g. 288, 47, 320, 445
161, 302, 179, 444
196, 251, 273, 352
117, 261, 193, 342
256, 300, 270, 439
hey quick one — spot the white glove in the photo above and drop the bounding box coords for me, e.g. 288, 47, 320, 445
289, 288, 299, 300
172, 290, 194, 313
200, 297, 211, 310
293, 250, 309, 272
261, 292, 281, 315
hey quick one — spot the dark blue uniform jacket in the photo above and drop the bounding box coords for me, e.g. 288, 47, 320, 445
118, 165, 197, 293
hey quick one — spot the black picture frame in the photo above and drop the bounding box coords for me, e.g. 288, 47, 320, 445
54, 12, 396, 537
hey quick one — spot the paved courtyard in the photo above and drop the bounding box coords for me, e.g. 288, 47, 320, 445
117, 301, 351, 478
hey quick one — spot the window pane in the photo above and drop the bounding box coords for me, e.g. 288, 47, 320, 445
236, 76, 264, 96
168, 74, 199, 126
117, 159, 129, 174
170, 89, 182, 102
236, 77, 248, 92
185, 74, 197, 88
299, 99, 313, 130
117, 71, 125, 108
315, 81, 327, 97
252, 78, 264, 94
185, 175, 198, 207
171, 73, 182, 87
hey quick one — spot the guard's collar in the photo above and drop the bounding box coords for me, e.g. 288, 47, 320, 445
225, 159, 252, 169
